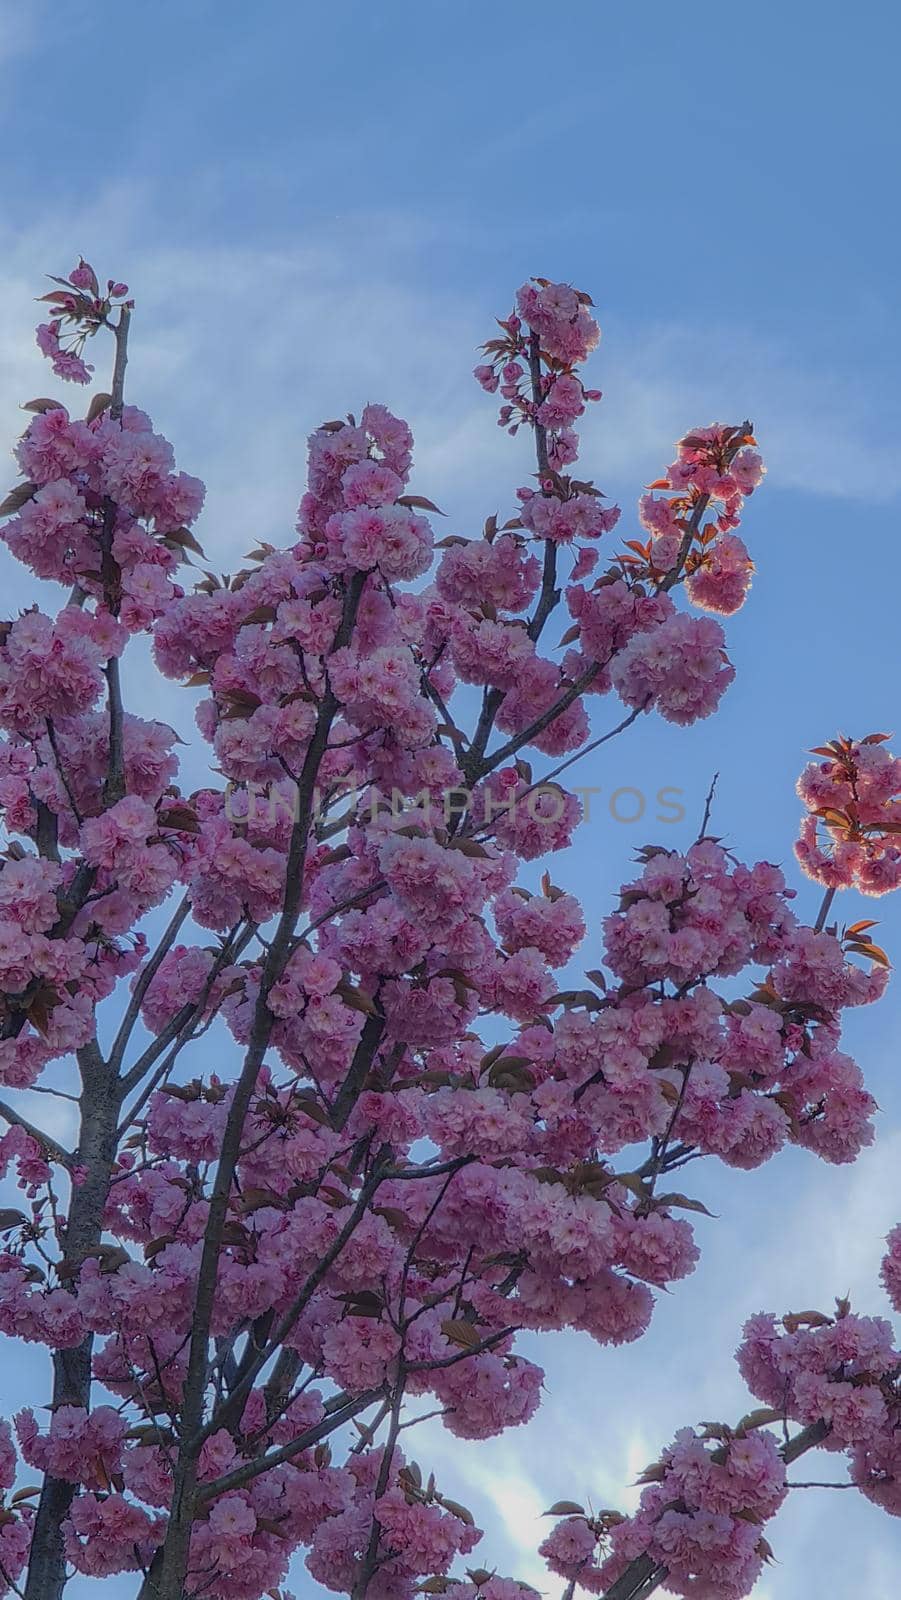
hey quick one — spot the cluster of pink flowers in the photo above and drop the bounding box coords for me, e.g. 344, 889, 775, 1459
34, 258, 130, 384
685, 531, 755, 615
0, 782, 189, 1087
474, 279, 601, 447
795, 733, 901, 895
519, 486, 620, 547
4, 397, 203, 612
435, 531, 540, 611
16, 1405, 126, 1490
544, 1425, 787, 1599
610, 611, 735, 724
0, 607, 111, 734
0, 1419, 31, 1598
296, 419, 433, 583
516, 279, 601, 364
614, 424, 763, 624
738, 1303, 898, 1451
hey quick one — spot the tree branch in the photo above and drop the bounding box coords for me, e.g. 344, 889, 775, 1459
658, 422, 752, 594
150, 572, 366, 1597
462, 329, 558, 786
24, 1040, 121, 1600
0, 1100, 73, 1168
196, 1390, 386, 1501
194, 1166, 386, 1447
108, 893, 191, 1074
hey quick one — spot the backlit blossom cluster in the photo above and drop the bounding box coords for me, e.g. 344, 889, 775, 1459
795, 732, 901, 895
474, 277, 602, 464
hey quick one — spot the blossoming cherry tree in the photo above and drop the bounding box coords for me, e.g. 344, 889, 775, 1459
0, 261, 898, 1600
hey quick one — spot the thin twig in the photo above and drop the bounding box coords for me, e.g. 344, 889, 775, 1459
352, 1371, 406, 1599
696, 771, 719, 842
151, 574, 367, 1595
108, 893, 192, 1073
787, 1479, 853, 1489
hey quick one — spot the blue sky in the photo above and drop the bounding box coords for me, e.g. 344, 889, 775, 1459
1, 1, 900, 1595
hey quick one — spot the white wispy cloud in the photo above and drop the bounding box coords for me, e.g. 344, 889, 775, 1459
585, 319, 901, 503
1, 193, 899, 582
